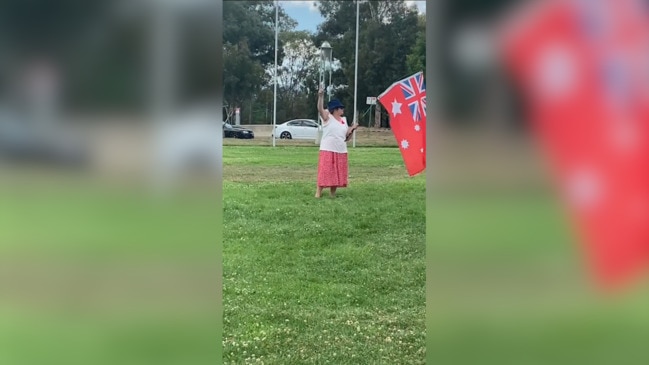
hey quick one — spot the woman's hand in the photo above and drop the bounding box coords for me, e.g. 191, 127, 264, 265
345, 124, 358, 142
318, 86, 324, 97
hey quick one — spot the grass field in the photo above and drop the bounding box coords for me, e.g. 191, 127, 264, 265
426, 132, 649, 365
0, 171, 221, 365
2, 131, 649, 364
222, 146, 426, 364
427, 189, 649, 365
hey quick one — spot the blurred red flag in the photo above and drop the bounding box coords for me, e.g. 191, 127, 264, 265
378, 71, 426, 176
501, 0, 649, 290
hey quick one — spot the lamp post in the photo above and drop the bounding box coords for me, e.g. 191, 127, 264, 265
316, 41, 333, 144
352, 0, 361, 148
272, 0, 279, 147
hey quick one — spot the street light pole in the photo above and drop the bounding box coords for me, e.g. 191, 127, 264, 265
352, 0, 360, 148
272, 0, 279, 147
317, 41, 332, 144
151, 0, 177, 126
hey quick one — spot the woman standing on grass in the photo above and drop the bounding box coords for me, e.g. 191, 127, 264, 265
315, 86, 358, 198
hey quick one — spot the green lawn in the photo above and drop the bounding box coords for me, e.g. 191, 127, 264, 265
0, 173, 221, 365
222, 146, 426, 364
3, 140, 647, 364
427, 188, 649, 365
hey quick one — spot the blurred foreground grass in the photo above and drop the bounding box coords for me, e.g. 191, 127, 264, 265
427, 131, 649, 365
0, 171, 221, 364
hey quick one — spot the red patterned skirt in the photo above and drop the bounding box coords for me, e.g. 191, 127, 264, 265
317, 150, 348, 188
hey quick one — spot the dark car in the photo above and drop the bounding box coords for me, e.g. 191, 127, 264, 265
223, 122, 254, 139
0, 106, 89, 168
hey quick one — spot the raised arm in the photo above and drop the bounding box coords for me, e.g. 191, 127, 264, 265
317, 87, 330, 122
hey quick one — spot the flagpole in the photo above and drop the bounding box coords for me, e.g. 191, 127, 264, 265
272, 0, 279, 147
352, 0, 360, 148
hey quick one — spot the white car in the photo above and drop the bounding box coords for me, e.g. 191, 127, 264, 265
274, 119, 321, 140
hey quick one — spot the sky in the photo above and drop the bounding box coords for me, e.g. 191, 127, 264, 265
280, 1, 426, 33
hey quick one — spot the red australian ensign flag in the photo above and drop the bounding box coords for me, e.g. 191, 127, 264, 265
500, 0, 649, 291
378, 71, 426, 176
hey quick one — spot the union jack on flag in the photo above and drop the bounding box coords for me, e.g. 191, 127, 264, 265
399, 72, 426, 122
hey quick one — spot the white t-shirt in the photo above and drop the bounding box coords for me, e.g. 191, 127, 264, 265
319, 115, 348, 153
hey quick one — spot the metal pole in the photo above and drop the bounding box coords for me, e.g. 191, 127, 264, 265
328, 60, 332, 102
272, 0, 279, 147
352, 0, 360, 147
316, 62, 324, 145
151, 0, 176, 126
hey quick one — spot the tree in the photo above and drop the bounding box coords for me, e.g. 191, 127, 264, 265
0, 0, 110, 55
223, 0, 298, 122
224, 1, 294, 68
0, 0, 126, 110
439, 0, 520, 124
224, 41, 266, 116
314, 0, 421, 126
0, 0, 230, 113
272, 31, 321, 120
406, 14, 426, 76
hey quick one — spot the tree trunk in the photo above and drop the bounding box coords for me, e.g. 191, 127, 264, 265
374, 103, 381, 128
249, 98, 253, 124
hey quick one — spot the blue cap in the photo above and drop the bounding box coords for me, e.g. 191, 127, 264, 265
327, 99, 344, 111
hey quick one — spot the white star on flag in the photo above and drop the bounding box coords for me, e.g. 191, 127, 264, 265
566, 167, 603, 210
414, 124, 420, 132
391, 99, 402, 116
420, 148, 424, 153
534, 43, 577, 101
401, 139, 409, 149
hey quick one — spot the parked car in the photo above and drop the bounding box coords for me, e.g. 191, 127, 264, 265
274, 119, 321, 140
223, 122, 254, 139
0, 106, 89, 168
